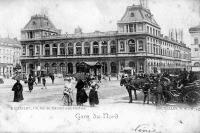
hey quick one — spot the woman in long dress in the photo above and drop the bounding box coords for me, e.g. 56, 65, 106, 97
89, 81, 99, 107
75, 79, 88, 106
12, 80, 24, 102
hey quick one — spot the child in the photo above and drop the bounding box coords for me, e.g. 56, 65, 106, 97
89, 81, 99, 107
63, 78, 73, 106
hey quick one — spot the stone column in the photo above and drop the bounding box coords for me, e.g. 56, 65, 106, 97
107, 41, 110, 54
73, 62, 76, 74
107, 61, 111, 74
90, 42, 93, 55
50, 44, 52, 56
26, 45, 29, 56
73, 43, 76, 55
99, 41, 102, 55
57, 43, 60, 56
82, 42, 84, 55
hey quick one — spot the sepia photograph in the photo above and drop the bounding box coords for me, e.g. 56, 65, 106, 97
0, 0, 200, 132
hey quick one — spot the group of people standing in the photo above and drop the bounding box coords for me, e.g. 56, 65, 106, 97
63, 78, 100, 107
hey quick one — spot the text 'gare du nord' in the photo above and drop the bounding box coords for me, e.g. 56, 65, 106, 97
20, 4, 191, 76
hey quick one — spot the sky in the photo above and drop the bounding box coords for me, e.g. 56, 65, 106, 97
0, 0, 200, 46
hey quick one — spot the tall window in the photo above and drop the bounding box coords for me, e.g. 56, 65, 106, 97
110, 40, 116, 54
120, 41, 125, 52
84, 42, 90, 55
68, 43, 73, 55
93, 42, 99, 55
52, 63, 57, 74
194, 38, 199, 45
138, 40, 144, 51
60, 63, 66, 74
36, 45, 40, 55
52, 44, 57, 56
45, 44, 50, 56
29, 45, 34, 56
22, 45, 26, 55
76, 42, 82, 55
101, 41, 107, 54
60, 43, 65, 55
129, 24, 133, 32
128, 40, 136, 53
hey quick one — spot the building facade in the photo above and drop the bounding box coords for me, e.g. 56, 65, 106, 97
189, 24, 200, 71
0, 37, 21, 77
20, 4, 191, 76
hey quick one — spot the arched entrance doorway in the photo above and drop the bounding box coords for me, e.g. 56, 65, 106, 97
111, 62, 117, 74
68, 63, 73, 74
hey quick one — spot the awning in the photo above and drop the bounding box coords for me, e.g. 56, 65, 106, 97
123, 67, 133, 70
80, 61, 101, 66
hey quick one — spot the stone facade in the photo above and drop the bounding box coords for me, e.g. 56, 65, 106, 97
20, 4, 191, 76
0, 37, 21, 77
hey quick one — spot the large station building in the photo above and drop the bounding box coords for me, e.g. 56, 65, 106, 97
20, 4, 191, 76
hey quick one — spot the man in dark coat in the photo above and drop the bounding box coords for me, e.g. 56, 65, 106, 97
12, 80, 24, 102
28, 74, 35, 92
75, 79, 88, 106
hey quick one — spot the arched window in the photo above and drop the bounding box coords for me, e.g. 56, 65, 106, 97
29, 45, 34, 56
60, 43, 65, 55
110, 40, 117, 54
101, 41, 107, 54
84, 42, 90, 55
60, 63, 66, 74
44, 63, 49, 73
76, 42, 82, 55
52, 63, 57, 74
194, 62, 200, 67
45, 44, 50, 56
67, 63, 73, 74
93, 41, 99, 55
138, 40, 144, 51
68, 43, 73, 55
111, 62, 117, 74
129, 62, 135, 68
52, 44, 57, 56
128, 40, 136, 53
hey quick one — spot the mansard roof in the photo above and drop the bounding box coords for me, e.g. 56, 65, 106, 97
0, 37, 21, 48
189, 24, 200, 33
22, 14, 60, 33
118, 4, 160, 28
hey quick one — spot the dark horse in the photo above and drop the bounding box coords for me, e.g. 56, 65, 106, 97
120, 76, 152, 103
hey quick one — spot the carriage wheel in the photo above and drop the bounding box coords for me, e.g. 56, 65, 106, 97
183, 91, 200, 105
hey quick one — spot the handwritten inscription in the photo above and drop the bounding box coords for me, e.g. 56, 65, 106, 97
133, 124, 161, 133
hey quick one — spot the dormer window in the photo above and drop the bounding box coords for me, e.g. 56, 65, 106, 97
32, 21, 36, 25
130, 12, 134, 17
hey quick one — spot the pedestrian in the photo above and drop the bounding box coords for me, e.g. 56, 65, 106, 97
63, 78, 73, 106
41, 77, 47, 89
108, 74, 111, 81
50, 73, 55, 84
75, 79, 88, 106
28, 74, 35, 92
89, 81, 99, 107
12, 80, 24, 102
97, 73, 101, 83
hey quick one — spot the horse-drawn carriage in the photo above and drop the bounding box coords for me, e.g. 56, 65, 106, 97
120, 73, 200, 105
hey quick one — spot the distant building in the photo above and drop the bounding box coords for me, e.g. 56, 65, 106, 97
20, 4, 191, 76
189, 24, 200, 71
0, 37, 21, 77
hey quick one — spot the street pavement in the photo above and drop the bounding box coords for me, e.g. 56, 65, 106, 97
0, 77, 200, 133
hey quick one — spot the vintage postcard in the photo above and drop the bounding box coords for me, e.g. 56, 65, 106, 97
0, 0, 200, 132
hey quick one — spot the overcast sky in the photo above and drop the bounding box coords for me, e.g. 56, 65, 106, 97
0, 0, 200, 45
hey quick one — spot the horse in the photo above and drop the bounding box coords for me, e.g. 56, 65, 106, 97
120, 75, 152, 103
